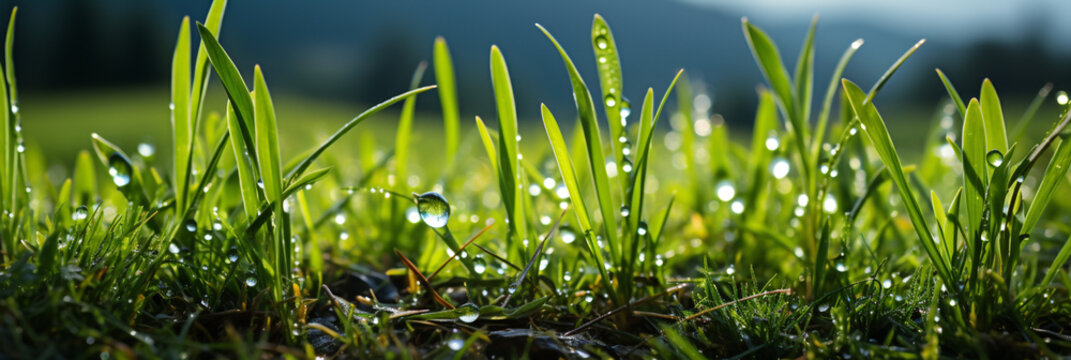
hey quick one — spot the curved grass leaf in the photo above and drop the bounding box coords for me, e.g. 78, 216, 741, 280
935, 68, 966, 118
195, 23, 258, 175
1022, 137, 1071, 235
489, 45, 527, 242
433, 37, 460, 168
842, 79, 953, 287
980, 79, 1008, 154
962, 99, 987, 237
536, 23, 620, 263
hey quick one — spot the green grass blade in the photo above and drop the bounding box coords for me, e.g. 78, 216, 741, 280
540, 104, 612, 300
793, 15, 817, 123
979, 79, 1008, 154
284, 85, 435, 184
1041, 232, 1071, 286
741, 18, 798, 131
4, 6, 16, 105
73, 150, 96, 206
171, 16, 192, 211
591, 14, 627, 189
474, 116, 498, 176
627, 88, 654, 234
842, 79, 954, 287
536, 23, 620, 262
225, 102, 260, 219
935, 68, 967, 118
744, 89, 778, 225
1012, 83, 1052, 141
811, 38, 861, 157
395, 62, 427, 191
190, 0, 226, 124
489, 45, 527, 242
252, 65, 282, 208
1022, 137, 1071, 235
962, 99, 988, 236
433, 37, 460, 169
866, 39, 925, 103
195, 22, 259, 175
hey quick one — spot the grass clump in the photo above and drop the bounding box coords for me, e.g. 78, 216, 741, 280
2, 2, 1071, 359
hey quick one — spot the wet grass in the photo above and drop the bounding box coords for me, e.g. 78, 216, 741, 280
3, 2, 1071, 359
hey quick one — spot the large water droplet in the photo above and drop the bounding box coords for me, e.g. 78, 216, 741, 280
72, 205, 88, 221
637, 221, 648, 236
107, 152, 133, 187
986, 149, 1004, 167
604, 94, 617, 108
560, 227, 577, 244
1056, 91, 1069, 105
245, 277, 257, 287
184, 219, 197, 233
457, 303, 480, 323
715, 180, 735, 202
473, 257, 487, 274
765, 134, 780, 151
594, 35, 609, 50
619, 205, 630, 217
770, 157, 790, 179
414, 192, 450, 228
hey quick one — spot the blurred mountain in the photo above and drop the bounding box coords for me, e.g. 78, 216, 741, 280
3, 0, 1068, 125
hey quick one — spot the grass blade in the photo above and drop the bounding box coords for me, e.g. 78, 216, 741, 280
979, 79, 1009, 154
811, 38, 862, 158
225, 103, 260, 219
433, 37, 460, 169
1022, 137, 1071, 235
741, 18, 798, 134
842, 79, 953, 287
489, 45, 528, 243
285, 85, 436, 184
171, 17, 192, 211
395, 62, 427, 190
1041, 233, 1071, 286
962, 99, 988, 237
935, 68, 967, 118
793, 15, 817, 123
536, 23, 620, 266
195, 23, 259, 175
591, 14, 627, 189
1011, 83, 1053, 141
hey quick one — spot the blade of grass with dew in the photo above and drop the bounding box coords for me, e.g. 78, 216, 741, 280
793, 15, 817, 124
980, 79, 1009, 155
842, 79, 954, 287
489, 45, 528, 245
196, 23, 259, 176
395, 62, 427, 191
962, 99, 988, 238
742, 18, 806, 164
540, 104, 614, 301
252, 65, 287, 298
171, 16, 192, 211
90, 133, 148, 207
1022, 137, 1071, 235
225, 102, 259, 219
935, 68, 967, 118
537, 23, 620, 264
285, 85, 435, 185
433, 37, 460, 170
591, 14, 627, 190
811, 38, 862, 162
626, 88, 653, 234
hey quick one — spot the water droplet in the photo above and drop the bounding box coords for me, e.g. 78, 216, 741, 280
448, 338, 465, 351
949, 299, 957, 306
16, 141, 24, 153
473, 257, 487, 274
245, 277, 257, 287
637, 221, 648, 236
848, 127, 858, 136
256, 179, 264, 189
414, 192, 450, 228
72, 205, 88, 221
528, 183, 542, 197
621, 158, 633, 173
715, 180, 735, 202
169, 102, 175, 110
560, 228, 577, 244
620, 97, 631, 119
986, 149, 1004, 167
137, 143, 155, 157
770, 157, 790, 179
765, 134, 780, 150
168, 243, 180, 254
619, 205, 630, 217
823, 194, 838, 213
184, 220, 197, 233
882, 279, 892, 289
1057, 91, 1069, 105
835, 262, 847, 272
10, 104, 18, 114
507, 283, 518, 294
107, 152, 133, 187
594, 35, 609, 50
730, 200, 744, 214
457, 303, 480, 323
604, 94, 617, 108
818, 304, 830, 312
539, 258, 549, 271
